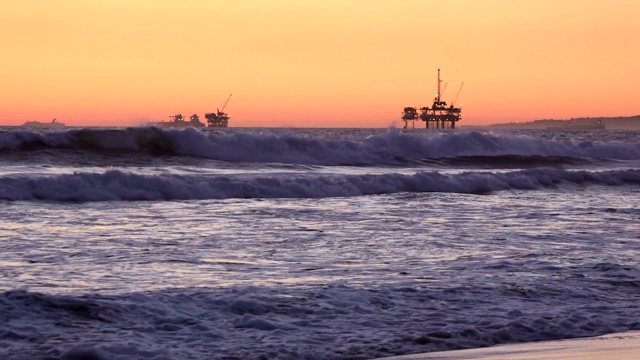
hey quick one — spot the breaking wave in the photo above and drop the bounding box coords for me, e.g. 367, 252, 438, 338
1, 168, 639, 202
2, 127, 640, 166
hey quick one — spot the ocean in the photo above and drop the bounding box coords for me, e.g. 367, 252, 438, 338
1, 126, 639, 360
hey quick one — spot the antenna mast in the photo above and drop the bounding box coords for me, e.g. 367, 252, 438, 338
436, 69, 442, 102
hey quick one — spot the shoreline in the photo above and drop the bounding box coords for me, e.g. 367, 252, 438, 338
381, 331, 640, 359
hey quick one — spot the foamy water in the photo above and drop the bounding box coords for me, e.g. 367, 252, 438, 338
1, 126, 639, 359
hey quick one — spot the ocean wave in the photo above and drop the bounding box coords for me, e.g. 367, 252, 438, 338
417, 154, 597, 168
1, 168, 639, 202
2, 277, 639, 359
1, 127, 640, 166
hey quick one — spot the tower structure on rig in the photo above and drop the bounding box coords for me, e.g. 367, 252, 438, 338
402, 69, 463, 129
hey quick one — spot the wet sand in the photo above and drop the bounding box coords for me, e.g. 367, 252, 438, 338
382, 331, 640, 359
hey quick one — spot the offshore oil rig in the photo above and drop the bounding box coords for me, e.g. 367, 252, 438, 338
147, 113, 205, 128
205, 94, 232, 127
146, 94, 232, 128
402, 69, 463, 129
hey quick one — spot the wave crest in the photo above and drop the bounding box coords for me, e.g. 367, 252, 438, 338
1, 127, 640, 165
1, 168, 639, 202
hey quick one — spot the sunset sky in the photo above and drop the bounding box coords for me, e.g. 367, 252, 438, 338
2, 0, 639, 127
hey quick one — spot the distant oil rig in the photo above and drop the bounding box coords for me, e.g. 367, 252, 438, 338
147, 94, 232, 128
205, 94, 232, 128
402, 69, 463, 129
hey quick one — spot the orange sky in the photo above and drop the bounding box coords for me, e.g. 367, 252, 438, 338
1, 0, 639, 127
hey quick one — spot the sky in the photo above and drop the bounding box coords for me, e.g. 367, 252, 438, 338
1, 0, 639, 128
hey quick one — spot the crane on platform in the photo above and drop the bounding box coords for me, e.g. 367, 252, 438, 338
219, 94, 232, 113
440, 83, 448, 101
452, 82, 464, 107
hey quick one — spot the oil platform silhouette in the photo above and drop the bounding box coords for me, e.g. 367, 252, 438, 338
402, 69, 463, 129
146, 94, 232, 128
205, 94, 232, 127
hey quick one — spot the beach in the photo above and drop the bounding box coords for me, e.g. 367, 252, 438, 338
384, 331, 640, 359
